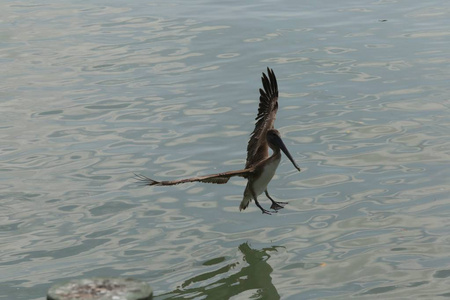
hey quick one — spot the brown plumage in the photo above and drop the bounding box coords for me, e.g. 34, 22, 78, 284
134, 168, 252, 186
136, 68, 301, 214
245, 67, 279, 169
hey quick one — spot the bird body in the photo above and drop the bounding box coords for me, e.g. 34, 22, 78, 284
240, 151, 281, 211
136, 68, 301, 214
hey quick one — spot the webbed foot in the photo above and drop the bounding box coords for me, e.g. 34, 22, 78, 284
270, 201, 288, 210
260, 207, 273, 215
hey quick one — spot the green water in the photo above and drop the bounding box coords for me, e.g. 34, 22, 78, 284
1, 1, 450, 299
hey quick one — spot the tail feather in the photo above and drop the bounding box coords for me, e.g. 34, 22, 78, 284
239, 195, 252, 211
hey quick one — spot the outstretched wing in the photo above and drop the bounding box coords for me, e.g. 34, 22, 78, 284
245, 67, 279, 168
135, 167, 254, 186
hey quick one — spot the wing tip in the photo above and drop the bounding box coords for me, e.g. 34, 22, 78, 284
261, 67, 278, 97
134, 173, 162, 186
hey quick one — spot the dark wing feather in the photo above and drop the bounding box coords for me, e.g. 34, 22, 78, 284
245, 67, 279, 168
135, 167, 254, 186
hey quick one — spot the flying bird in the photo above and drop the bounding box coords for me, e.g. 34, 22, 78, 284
136, 68, 301, 214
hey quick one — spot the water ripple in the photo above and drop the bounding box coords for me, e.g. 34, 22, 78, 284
2, 0, 450, 299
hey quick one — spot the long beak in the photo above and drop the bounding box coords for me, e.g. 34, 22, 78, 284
273, 135, 301, 172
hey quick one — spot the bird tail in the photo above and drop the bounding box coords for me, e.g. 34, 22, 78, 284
239, 195, 252, 211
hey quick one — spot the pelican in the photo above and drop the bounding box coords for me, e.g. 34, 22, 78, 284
136, 68, 301, 214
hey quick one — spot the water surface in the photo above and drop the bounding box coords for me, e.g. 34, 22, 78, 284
1, 0, 450, 299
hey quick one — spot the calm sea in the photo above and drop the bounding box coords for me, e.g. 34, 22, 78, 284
1, 0, 450, 299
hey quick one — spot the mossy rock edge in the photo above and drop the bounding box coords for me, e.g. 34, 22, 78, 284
47, 277, 153, 300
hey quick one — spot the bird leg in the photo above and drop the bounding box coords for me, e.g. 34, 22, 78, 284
250, 188, 272, 215
265, 189, 288, 211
